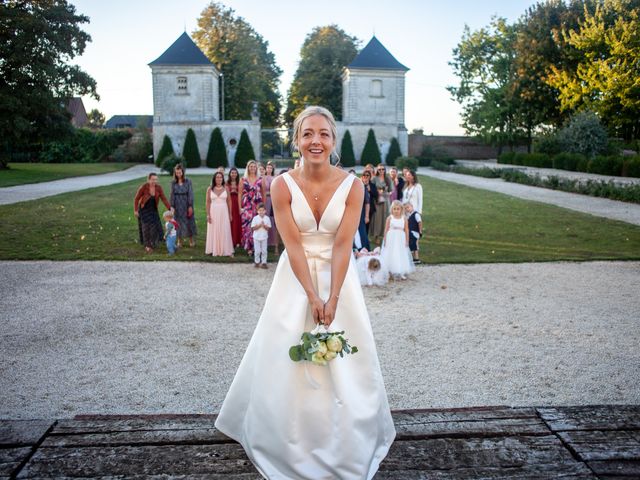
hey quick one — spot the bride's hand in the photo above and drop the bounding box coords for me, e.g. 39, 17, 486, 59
309, 295, 325, 325
323, 297, 338, 327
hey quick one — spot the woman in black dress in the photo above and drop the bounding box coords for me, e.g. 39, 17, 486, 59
361, 169, 378, 236
170, 164, 197, 248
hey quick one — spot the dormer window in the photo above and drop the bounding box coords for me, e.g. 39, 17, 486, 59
177, 76, 188, 94
370, 79, 383, 98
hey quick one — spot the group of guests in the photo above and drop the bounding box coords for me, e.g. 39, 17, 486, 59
133, 161, 424, 272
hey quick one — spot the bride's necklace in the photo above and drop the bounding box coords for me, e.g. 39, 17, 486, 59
300, 172, 322, 201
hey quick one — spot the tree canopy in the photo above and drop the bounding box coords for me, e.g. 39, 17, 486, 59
285, 25, 359, 125
0, 0, 98, 167
193, 2, 282, 127
449, 0, 640, 144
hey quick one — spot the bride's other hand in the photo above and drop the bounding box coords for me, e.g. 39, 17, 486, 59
323, 297, 338, 327
309, 295, 325, 324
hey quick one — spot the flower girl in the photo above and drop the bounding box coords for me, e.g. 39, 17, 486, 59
381, 200, 415, 279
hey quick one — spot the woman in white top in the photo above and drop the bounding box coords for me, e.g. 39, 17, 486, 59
402, 169, 423, 214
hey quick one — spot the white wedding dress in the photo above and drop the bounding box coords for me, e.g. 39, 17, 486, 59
215, 172, 396, 479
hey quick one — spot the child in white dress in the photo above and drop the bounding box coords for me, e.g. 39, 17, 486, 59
381, 200, 415, 279
355, 247, 389, 287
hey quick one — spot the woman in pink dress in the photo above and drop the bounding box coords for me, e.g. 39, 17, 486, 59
205, 172, 234, 257
227, 167, 242, 248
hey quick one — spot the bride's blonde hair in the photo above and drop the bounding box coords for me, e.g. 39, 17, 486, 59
291, 106, 339, 163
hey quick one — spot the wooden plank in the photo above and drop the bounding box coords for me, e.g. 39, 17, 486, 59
537, 406, 640, 432
52, 416, 221, 435
17, 443, 258, 477
587, 459, 640, 477
375, 464, 595, 479
392, 409, 549, 439
0, 446, 32, 477
378, 435, 586, 471
0, 420, 53, 446
558, 430, 640, 461
41, 427, 226, 447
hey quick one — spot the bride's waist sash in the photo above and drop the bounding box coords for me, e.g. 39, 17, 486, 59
300, 232, 335, 263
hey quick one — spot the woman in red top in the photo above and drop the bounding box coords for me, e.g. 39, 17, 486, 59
134, 172, 171, 253
226, 167, 242, 248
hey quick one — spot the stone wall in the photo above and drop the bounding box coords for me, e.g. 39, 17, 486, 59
342, 69, 405, 126
152, 121, 261, 165
336, 124, 408, 164
408, 134, 528, 160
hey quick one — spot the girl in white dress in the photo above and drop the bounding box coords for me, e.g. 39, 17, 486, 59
381, 200, 416, 279
214, 106, 396, 479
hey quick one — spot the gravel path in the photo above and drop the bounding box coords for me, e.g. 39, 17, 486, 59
2, 260, 638, 419
419, 168, 640, 226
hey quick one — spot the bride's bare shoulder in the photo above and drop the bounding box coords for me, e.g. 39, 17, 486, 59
271, 174, 291, 200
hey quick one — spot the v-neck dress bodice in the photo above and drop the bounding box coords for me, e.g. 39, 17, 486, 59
215, 171, 396, 479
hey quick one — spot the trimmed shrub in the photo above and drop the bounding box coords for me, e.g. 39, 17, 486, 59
156, 135, 174, 167
39, 129, 132, 163
394, 156, 419, 172
340, 130, 356, 167
418, 144, 454, 166
385, 137, 402, 165
235, 129, 256, 168
552, 153, 585, 171
497, 151, 516, 165
587, 155, 623, 176
183, 129, 201, 168
206, 127, 227, 168
361, 129, 381, 165
623, 155, 640, 178
161, 154, 185, 175
430, 160, 451, 171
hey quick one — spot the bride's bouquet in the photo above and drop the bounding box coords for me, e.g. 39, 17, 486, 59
289, 324, 358, 366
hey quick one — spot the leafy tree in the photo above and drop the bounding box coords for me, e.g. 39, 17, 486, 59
87, 109, 105, 129
546, 0, 640, 140
340, 130, 356, 167
193, 2, 282, 127
557, 111, 609, 158
386, 137, 402, 165
0, 0, 98, 168
206, 127, 227, 168
156, 135, 175, 166
235, 129, 255, 168
361, 129, 381, 165
285, 25, 359, 124
448, 17, 526, 152
183, 129, 201, 167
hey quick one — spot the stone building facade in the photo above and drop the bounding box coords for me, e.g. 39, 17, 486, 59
149, 32, 260, 164
337, 36, 409, 163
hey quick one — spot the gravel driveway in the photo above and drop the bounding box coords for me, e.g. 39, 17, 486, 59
1, 260, 638, 419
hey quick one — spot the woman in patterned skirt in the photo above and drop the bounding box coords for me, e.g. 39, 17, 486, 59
134, 172, 171, 253
370, 164, 393, 246
170, 164, 197, 248
238, 160, 262, 256
227, 167, 242, 248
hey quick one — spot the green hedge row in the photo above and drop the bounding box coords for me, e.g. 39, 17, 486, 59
498, 151, 640, 178
39, 129, 132, 163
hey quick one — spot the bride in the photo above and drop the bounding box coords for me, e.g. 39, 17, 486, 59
214, 106, 396, 479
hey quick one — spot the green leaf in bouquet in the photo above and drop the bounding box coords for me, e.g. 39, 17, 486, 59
289, 345, 303, 362
351, 346, 358, 353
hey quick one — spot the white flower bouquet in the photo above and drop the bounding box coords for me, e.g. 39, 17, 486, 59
289, 324, 358, 366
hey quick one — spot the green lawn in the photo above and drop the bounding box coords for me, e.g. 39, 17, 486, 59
0, 163, 139, 188
1, 174, 639, 263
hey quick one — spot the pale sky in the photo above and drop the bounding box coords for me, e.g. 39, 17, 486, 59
71, 0, 534, 135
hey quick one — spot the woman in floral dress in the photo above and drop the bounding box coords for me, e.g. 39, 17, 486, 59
239, 160, 262, 256
261, 161, 280, 254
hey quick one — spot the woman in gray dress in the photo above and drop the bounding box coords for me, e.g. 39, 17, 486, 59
170, 164, 197, 248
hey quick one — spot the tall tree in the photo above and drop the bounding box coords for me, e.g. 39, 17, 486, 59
546, 0, 640, 140
340, 130, 356, 167
448, 17, 524, 152
0, 0, 98, 168
193, 2, 282, 127
87, 109, 105, 129
285, 25, 359, 124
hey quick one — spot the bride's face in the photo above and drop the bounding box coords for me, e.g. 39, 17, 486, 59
299, 114, 334, 166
